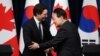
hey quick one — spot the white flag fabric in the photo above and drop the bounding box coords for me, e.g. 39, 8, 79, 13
50, 0, 70, 36
78, 0, 99, 46
0, 0, 19, 56
19, 0, 39, 53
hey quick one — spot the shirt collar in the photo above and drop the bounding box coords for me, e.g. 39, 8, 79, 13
34, 16, 40, 24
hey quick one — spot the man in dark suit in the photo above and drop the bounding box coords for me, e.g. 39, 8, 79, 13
31, 8, 82, 56
22, 3, 53, 56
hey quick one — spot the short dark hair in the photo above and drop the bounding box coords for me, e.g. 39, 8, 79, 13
53, 8, 67, 19
33, 3, 47, 16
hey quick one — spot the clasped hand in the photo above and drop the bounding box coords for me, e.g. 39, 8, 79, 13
28, 42, 54, 53
28, 42, 39, 50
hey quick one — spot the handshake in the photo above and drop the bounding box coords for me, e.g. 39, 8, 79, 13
28, 42, 54, 53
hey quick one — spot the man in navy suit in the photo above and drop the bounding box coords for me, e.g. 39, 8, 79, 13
23, 3, 53, 56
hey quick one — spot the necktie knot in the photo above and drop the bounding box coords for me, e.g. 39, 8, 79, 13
39, 21, 41, 24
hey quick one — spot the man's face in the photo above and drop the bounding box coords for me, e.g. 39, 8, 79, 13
37, 9, 48, 21
52, 13, 63, 26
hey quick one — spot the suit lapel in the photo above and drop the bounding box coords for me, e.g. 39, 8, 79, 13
31, 18, 43, 41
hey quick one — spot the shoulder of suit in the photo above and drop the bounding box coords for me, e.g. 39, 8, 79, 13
62, 21, 76, 29
27, 18, 35, 23
23, 19, 35, 26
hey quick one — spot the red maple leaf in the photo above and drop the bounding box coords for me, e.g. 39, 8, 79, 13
54, 3, 71, 20
65, 8, 71, 19
0, 4, 14, 31
54, 3, 63, 10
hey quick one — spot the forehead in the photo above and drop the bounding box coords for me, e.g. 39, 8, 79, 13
42, 9, 48, 14
52, 13, 58, 20
52, 13, 57, 16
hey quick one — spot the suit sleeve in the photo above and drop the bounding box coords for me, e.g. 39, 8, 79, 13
23, 23, 32, 47
39, 28, 68, 49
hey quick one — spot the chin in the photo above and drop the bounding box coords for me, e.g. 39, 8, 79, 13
43, 19, 46, 21
56, 24, 59, 27
41, 18, 45, 21
57, 24, 62, 27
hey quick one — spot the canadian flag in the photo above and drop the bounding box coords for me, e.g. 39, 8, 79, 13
0, 0, 19, 56
78, 0, 99, 46
19, 0, 39, 54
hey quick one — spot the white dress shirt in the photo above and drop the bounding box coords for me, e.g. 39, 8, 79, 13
34, 16, 43, 39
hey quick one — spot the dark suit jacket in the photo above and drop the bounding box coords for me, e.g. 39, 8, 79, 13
22, 18, 52, 56
39, 21, 82, 56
